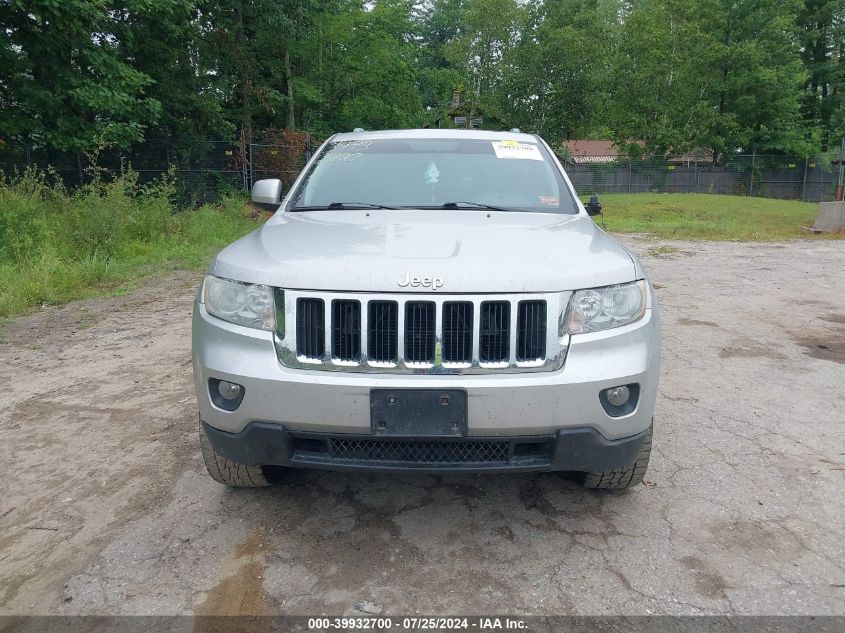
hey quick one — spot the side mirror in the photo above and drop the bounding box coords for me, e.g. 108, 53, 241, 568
251, 179, 283, 210
585, 195, 602, 216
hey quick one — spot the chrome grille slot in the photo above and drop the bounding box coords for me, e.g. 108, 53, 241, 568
405, 301, 436, 363
480, 301, 510, 363
442, 302, 473, 363
278, 291, 568, 374
517, 300, 547, 361
368, 300, 398, 362
331, 299, 361, 361
296, 298, 325, 359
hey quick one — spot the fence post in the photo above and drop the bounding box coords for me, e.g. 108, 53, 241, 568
801, 157, 808, 201
248, 142, 254, 191
838, 137, 845, 201
627, 157, 632, 194
748, 152, 756, 196
694, 160, 699, 194
242, 144, 248, 191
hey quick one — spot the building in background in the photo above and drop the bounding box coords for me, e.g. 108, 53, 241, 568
561, 140, 709, 166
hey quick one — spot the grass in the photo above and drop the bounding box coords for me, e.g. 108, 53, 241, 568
583, 193, 838, 241
0, 168, 261, 318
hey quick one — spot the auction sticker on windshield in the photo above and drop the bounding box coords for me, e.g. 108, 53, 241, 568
492, 140, 543, 160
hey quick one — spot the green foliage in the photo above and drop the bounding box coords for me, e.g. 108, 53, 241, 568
0, 170, 55, 262
502, 0, 616, 142
797, 0, 845, 149
0, 0, 162, 151
608, 0, 811, 156
0, 169, 260, 317
1, 0, 842, 160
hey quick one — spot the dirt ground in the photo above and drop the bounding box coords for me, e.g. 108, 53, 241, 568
0, 238, 843, 617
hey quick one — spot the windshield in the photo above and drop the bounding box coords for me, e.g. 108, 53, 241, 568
288, 137, 579, 214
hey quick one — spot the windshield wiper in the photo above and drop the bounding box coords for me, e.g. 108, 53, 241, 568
292, 202, 398, 211
440, 201, 513, 212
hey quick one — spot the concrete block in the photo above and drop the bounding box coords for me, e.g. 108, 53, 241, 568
813, 202, 845, 232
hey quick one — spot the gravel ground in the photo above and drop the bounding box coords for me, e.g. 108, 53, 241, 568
0, 238, 843, 616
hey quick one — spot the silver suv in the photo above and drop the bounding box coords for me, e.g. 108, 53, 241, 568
192, 129, 660, 489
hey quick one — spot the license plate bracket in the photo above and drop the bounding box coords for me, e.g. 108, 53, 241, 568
370, 389, 467, 437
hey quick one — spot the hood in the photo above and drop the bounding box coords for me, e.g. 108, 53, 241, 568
211, 210, 637, 293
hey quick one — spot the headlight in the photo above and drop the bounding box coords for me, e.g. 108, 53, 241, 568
203, 275, 276, 330
563, 280, 647, 334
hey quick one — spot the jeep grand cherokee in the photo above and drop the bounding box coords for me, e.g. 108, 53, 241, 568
192, 129, 660, 489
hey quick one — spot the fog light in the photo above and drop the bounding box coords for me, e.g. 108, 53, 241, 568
209, 378, 245, 411
217, 380, 242, 401
606, 385, 630, 407
599, 383, 640, 417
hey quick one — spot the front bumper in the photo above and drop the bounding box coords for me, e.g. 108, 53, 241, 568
192, 299, 660, 449
202, 420, 652, 474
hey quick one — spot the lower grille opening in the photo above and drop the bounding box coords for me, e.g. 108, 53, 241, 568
330, 438, 511, 463
292, 437, 328, 454
513, 441, 550, 458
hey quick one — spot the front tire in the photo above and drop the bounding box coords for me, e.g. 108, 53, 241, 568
199, 423, 270, 487
581, 423, 652, 490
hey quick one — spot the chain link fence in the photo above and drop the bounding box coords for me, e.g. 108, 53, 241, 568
0, 136, 319, 206
1, 139, 841, 204
563, 154, 842, 202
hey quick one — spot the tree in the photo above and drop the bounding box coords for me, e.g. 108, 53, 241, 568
608, 0, 810, 157
501, 0, 616, 142
295, 0, 423, 132
798, 0, 845, 149
110, 1, 231, 140
0, 0, 161, 151
201, 0, 335, 139
1, 0, 839, 157
443, 0, 521, 103
412, 0, 468, 112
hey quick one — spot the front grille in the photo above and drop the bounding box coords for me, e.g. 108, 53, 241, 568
442, 302, 473, 363
296, 298, 324, 358
368, 301, 398, 362
480, 301, 510, 362
278, 291, 565, 374
330, 438, 511, 463
332, 300, 360, 361
405, 301, 435, 363
517, 300, 547, 361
